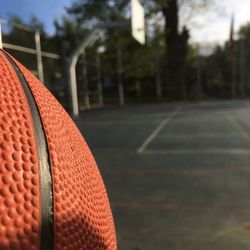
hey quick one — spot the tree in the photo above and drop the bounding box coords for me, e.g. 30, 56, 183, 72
153, 0, 214, 99
58, 0, 215, 101
3, 16, 39, 70
238, 22, 250, 95
205, 46, 231, 97
161, 0, 189, 98
57, 0, 161, 102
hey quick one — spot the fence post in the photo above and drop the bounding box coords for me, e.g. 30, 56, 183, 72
67, 57, 79, 117
35, 30, 44, 83
0, 21, 2, 49
155, 49, 162, 100
82, 50, 90, 109
117, 48, 124, 106
196, 54, 201, 99
67, 26, 101, 116
240, 38, 246, 97
96, 51, 104, 106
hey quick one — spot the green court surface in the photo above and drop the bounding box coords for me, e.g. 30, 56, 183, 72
76, 100, 250, 250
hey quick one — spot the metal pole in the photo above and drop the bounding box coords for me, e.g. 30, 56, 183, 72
0, 22, 2, 49
240, 38, 246, 97
68, 26, 101, 116
155, 49, 162, 100
68, 58, 79, 117
67, 22, 130, 116
2, 42, 60, 58
117, 48, 124, 106
35, 30, 44, 83
231, 57, 236, 98
96, 52, 104, 106
82, 50, 90, 109
196, 54, 201, 99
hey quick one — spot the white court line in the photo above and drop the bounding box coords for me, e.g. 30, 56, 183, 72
82, 120, 162, 125
158, 132, 241, 138
225, 112, 250, 143
137, 107, 181, 154
141, 149, 250, 155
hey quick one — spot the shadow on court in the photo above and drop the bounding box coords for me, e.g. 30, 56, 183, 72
76, 100, 250, 250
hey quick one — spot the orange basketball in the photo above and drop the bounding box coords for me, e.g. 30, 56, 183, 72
0, 50, 116, 250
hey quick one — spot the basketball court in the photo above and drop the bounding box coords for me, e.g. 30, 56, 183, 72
76, 100, 250, 250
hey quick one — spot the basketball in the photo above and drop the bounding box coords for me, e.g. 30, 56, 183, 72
0, 50, 116, 250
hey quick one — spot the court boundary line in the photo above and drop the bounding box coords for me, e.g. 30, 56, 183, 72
103, 166, 250, 176
137, 107, 181, 154
112, 202, 250, 214
225, 112, 250, 143
141, 148, 250, 155
155, 132, 242, 138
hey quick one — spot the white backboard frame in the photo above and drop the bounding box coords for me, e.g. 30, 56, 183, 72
131, 0, 145, 45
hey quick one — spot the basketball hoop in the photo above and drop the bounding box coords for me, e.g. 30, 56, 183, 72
131, 0, 145, 45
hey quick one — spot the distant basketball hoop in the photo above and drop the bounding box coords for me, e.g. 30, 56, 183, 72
131, 0, 145, 45
68, 0, 146, 116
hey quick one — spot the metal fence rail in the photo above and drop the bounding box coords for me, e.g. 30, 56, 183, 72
0, 18, 60, 83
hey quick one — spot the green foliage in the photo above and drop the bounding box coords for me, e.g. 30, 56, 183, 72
239, 22, 250, 39
4, 0, 225, 101
205, 46, 231, 94
239, 22, 250, 86
67, 0, 129, 26
3, 15, 35, 48
61, 0, 162, 82
54, 17, 90, 56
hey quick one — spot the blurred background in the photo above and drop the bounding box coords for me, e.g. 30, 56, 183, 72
3, 0, 250, 108
2, 0, 250, 249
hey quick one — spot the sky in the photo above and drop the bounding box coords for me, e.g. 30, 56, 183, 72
1, 0, 250, 46
0, 0, 73, 34
185, 0, 250, 45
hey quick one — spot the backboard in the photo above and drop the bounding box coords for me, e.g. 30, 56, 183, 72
131, 0, 145, 45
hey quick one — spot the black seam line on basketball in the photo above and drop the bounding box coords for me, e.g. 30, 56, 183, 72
1, 50, 54, 250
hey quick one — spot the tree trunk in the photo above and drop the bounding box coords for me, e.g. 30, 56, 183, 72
161, 0, 189, 99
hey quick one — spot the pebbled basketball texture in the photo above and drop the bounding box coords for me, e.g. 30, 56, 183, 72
0, 50, 116, 250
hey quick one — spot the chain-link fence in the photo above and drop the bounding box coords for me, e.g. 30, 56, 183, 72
0, 18, 68, 107
195, 40, 250, 100
1, 18, 249, 115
